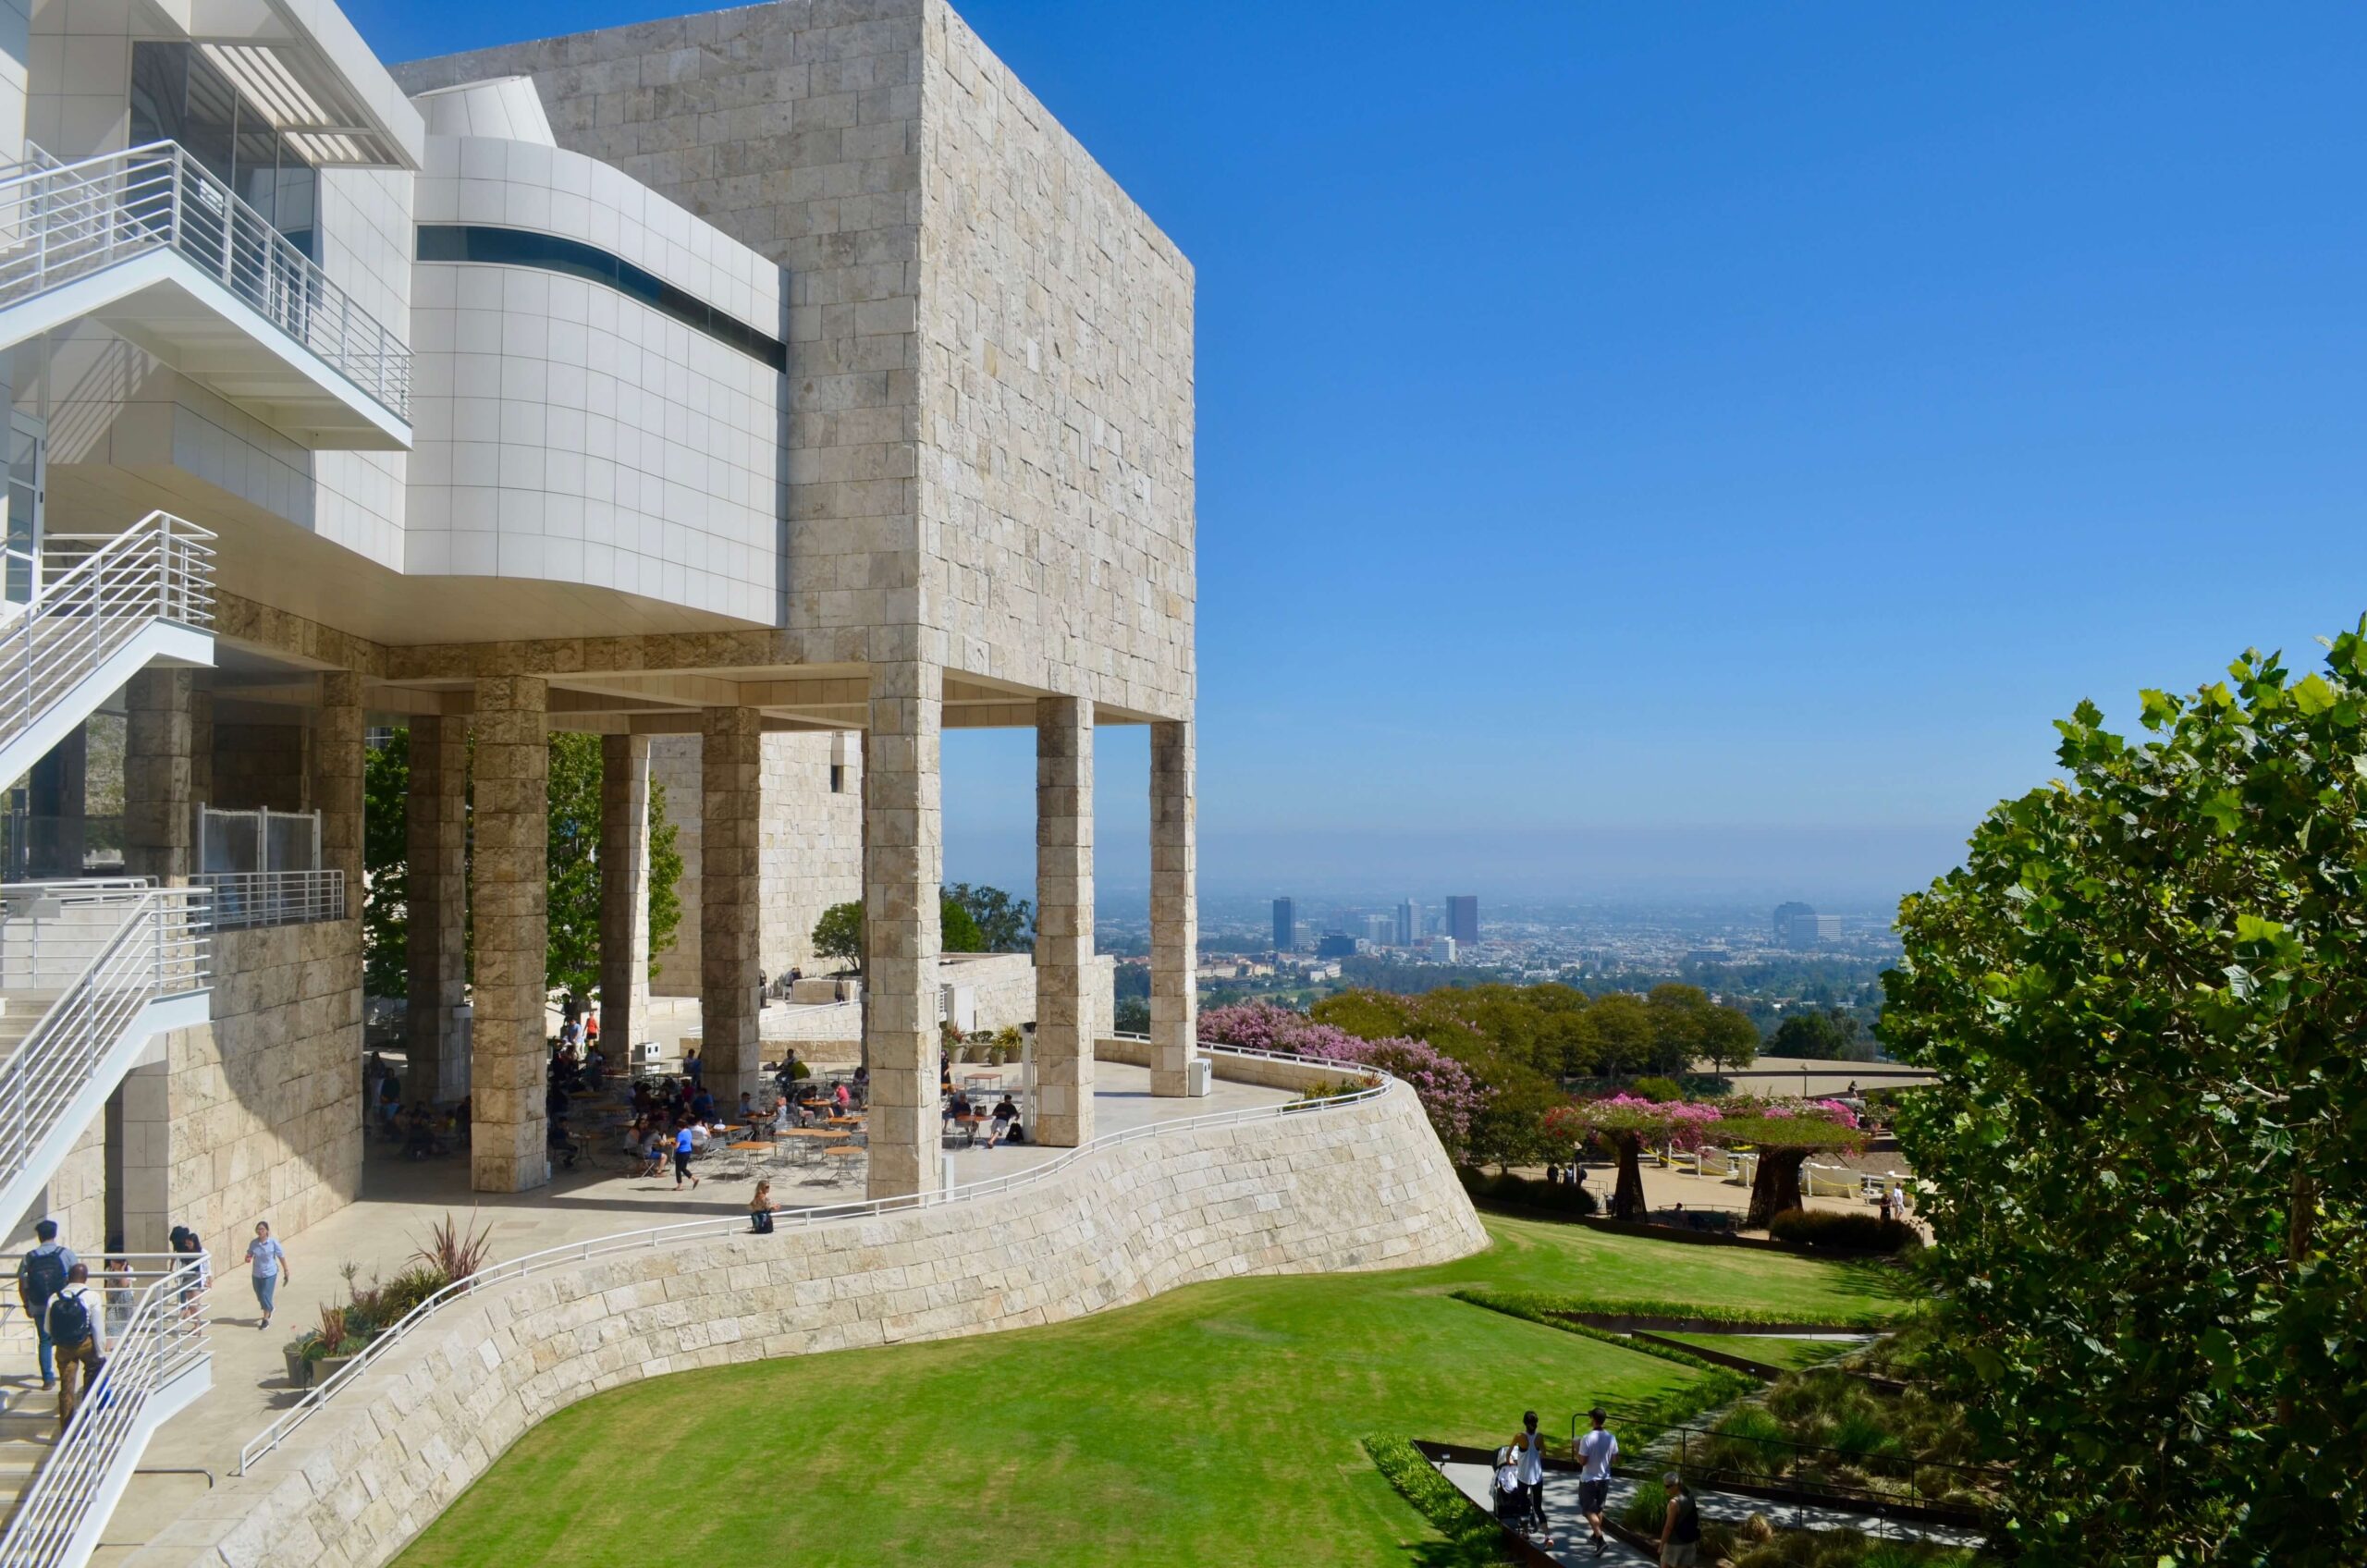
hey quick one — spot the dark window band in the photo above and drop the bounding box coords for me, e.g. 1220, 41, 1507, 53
417, 224, 786, 372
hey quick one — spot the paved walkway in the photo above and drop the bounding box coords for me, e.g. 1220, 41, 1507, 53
1441, 1461, 1988, 1558
87, 1060, 1289, 1554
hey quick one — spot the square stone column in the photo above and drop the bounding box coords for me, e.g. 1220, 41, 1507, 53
864, 661, 941, 1199
314, 671, 363, 919
406, 715, 472, 1106
1149, 719, 1198, 1096
598, 732, 653, 1058
471, 676, 549, 1193
1034, 695, 1094, 1145
699, 709, 762, 1103
124, 669, 194, 885
112, 1061, 170, 1253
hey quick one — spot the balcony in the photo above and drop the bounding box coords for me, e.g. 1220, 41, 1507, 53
0, 141, 411, 449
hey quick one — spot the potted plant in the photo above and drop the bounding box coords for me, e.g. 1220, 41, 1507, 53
310, 1305, 363, 1384
282, 1331, 317, 1389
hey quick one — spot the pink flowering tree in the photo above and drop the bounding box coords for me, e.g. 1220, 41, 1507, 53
1198, 1001, 1488, 1159
1546, 1094, 1724, 1219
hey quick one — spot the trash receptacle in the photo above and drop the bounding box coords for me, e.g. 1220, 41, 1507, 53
1186, 1057, 1213, 1097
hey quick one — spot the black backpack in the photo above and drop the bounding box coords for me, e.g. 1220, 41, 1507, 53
47, 1287, 91, 1346
22, 1248, 67, 1308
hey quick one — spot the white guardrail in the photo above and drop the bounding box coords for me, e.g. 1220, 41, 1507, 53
0, 1254, 212, 1568
194, 869, 345, 932
238, 1040, 1390, 1473
0, 880, 209, 1202
0, 512, 214, 766
0, 141, 411, 419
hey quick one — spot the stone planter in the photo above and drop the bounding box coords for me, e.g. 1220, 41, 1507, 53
313, 1349, 362, 1387
282, 1346, 313, 1388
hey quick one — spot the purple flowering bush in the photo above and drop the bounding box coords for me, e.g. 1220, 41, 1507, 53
1197, 1001, 1489, 1157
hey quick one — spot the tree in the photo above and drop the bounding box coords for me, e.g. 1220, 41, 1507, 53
812, 901, 863, 971
1716, 1109, 1862, 1228
939, 894, 985, 953
362, 729, 410, 998
545, 733, 602, 998
1644, 983, 1757, 1075
1699, 1006, 1759, 1072
1579, 992, 1655, 1075
1883, 630, 2367, 1562
1548, 1095, 1724, 1219
1768, 1008, 1872, 1062
945, 882, 1034, 952
646, 781, 683, 979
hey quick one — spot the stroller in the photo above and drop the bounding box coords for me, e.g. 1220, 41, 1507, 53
1490, 1447, 1526, 1526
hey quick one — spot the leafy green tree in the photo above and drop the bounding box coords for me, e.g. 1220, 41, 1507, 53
1768, 1007, 1871, 1061
545, 734, 602, 998
646, 780, 682, 979
939, 893, 985, 953
945, 882, 1034, 952
1717, 1113, 1863, 1228
813, 901, 864, 971
362, 729, 410, 998
1579, 992, 1655, 1075
1884, 631, 2367, 1562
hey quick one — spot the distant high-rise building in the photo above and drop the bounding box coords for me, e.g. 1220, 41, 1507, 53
1395, 898, 1422, 947
1315, 932, 1357, 959
1363, 914, 1396, 947
1773, 901, 1830, 949
1447, 895, 1479, 944
1272, 897, 1297, 951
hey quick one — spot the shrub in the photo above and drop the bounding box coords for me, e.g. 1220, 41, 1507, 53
377, 1263, 449, 1321
1767, 1207, 1920, 1254
1457, 1168, 1600, 1218
1629, 1075, 1685, 1103
1622, 1478, 1667, 1534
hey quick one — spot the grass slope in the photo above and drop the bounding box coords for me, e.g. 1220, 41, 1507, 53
394, 1217, 1910, 1568
1655, 1332, 1860, 1372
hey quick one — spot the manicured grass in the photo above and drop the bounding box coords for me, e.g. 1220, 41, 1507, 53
1656, 1331, 1861, 1371
393, 1217, 1912, 1568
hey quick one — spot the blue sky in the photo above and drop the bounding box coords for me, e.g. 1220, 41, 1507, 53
360, 1, 2367, 907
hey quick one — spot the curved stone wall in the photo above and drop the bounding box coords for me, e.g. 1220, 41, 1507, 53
147, 1075, 1484, 1567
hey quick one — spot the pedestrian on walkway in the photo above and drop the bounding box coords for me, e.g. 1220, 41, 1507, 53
673, 1121, 701, 1191
44, 1263, 105, 1426
1576, 1404, 1619, 1557
1516, 1410, 1551, 1543
15, 1220, 77, 1390
1657, 1472, 1703, 1566
244, 1220, 290, 1329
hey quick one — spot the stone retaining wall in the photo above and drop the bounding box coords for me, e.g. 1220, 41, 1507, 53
144, 1075, 1484, 1567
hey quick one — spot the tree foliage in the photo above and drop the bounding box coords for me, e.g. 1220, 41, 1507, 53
945, 881, 1034, 952
1715, 1111, 1863, 1227
1883, 632, 2367, 1562
809, 889, 1004, 970
546, 733, 602, 998
1547, 1095, 1725, 1219
646, 780, 682, 979
1768, 1007, 1874, 1062
813, 900, 864, 970
362, 729, 410, 998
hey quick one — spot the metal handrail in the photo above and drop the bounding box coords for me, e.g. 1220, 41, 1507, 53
0, 1256, 212, 1568
0, 511, 215, 770
0, 880, 210, 1206
239, 1042, 1388, 1472
0, 141, 411, 419
194, 869, 345, 932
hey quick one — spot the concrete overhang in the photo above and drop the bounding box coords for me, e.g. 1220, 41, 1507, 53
149, 0, 426, 169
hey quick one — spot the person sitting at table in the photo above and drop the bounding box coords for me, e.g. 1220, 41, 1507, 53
692, 1085, 717, 1122
832, 1081, 853, 1118
639, 1126, 669, 1179
940, 1060, 954, 1094
770, 1096, 795, 1138
403, 1103, 445, 1161
583, 1045, 606, 1091
546, 1112, 582, 1170
986, 1095, 1024, 1148
748, 1180, 779, 1235
737, 1091, 759, 1130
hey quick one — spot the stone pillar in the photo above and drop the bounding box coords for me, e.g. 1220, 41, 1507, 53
124, 669, 193, 884
1149, 719, 1198, 1096
864, 661, 941, 1199
111, 1061, 170, 1253
470, 676, 548, 1193
598, 732, 653, 1058
1034, 696, 1094, 1145
406, 715, 471, 1106
314, 671, 363, 918
190, 685, 213, 805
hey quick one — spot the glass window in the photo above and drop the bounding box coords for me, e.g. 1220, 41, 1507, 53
129, 43, 320, 259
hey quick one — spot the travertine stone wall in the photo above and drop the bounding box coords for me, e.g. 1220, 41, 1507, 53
1034, 696, 1092, 1145
208, 723, 307, 814
760, 730, 863, 977
315, 674, 364, 921
863, 661, 941, 1198
597, 733, 653, 1053
123, 669, 194, 884
470, 677, 549, 1194
405, 717, 471, 1107
166, 921, 364, 1247
1149, 719, 1196, 1095
699, 707, 764, 1102
142, 1077, 1483, 1568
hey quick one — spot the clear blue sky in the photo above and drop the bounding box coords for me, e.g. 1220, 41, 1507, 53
359, 1, 2367, 907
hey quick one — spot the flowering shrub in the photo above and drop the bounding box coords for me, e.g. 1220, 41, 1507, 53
1198, 1001, 1489, 1157
1760, 1098, 1861, 1131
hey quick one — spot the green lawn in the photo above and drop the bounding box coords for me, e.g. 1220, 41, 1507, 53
394, 1217, 1911, 1568
1656, 1331, 1861, 1372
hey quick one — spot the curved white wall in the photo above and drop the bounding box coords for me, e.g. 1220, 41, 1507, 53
405, 133, 787, 627
412, 77, 557, 145
149, 1077, 1486, 1566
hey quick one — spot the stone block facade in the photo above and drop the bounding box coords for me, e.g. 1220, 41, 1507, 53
141, 1073, 1483, 1568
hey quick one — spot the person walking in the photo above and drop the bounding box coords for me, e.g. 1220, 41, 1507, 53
15, 1220, 77, 1390
244, 1220, 289, 1329
1657, 1472, 1703, 1566
1516, 1410, 1551, 1543
1576, 1404, 1619, 1556
672, 1121, 701, 1191
44, 1263, 105, 1426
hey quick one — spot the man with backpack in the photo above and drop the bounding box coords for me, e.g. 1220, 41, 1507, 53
15, 1219, 77, 1390
44, 1262, 105, 1424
